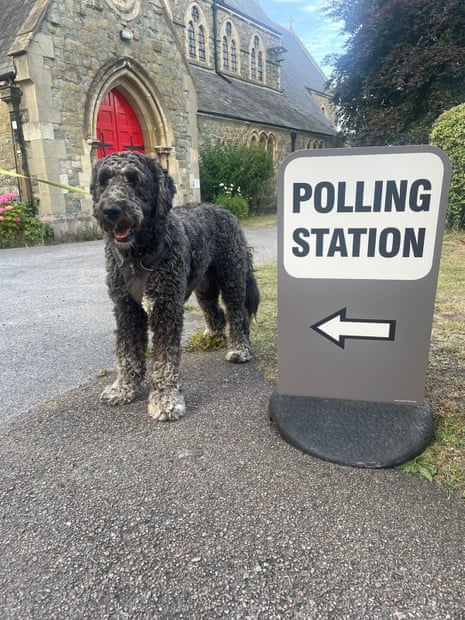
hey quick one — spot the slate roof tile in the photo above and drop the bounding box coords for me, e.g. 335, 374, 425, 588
0, 0, 39, 78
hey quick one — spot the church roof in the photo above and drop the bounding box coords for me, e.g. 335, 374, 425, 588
217, 0, 280, 32
192, 64, 335, 136
0, 0, 45, 78
279, 27, 329, 96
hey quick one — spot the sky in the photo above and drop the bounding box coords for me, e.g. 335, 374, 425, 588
258, 0, 346, 75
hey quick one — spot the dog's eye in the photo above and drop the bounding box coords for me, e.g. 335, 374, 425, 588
98, 167, 113, 187
124, 168, 139, 186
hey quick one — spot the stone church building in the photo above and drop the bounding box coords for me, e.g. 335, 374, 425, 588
0, 0, 336, 238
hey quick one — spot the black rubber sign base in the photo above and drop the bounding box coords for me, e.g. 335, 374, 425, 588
269, 391, 434, 468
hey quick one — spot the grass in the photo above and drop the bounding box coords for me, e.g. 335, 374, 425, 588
416, 231, 465, 499
250, 231, 465, 501
244, 214, 277, 228
250, 263, 278, 382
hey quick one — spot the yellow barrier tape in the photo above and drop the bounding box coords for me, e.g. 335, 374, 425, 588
0, 168, 90, 195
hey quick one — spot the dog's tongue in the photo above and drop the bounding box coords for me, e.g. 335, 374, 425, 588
114, 228, 131, 240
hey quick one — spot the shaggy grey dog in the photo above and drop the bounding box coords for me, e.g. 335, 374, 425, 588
91, 151, 259, 421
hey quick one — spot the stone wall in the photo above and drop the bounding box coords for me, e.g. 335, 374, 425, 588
198, 115, 329, 167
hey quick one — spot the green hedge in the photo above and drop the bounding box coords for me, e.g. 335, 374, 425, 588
430, 104, 465, 230
199, 141, 275, 215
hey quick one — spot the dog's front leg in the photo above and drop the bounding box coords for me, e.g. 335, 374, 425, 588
101, 299, 148, 405
146, 301, 185, 421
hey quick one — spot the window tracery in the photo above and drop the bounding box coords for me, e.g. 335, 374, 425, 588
250, 34, 265, 82
186, 4, 208, 63
221, 20, 238, 74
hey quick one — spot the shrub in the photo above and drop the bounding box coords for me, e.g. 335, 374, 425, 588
430, 104, 465, 230
214, 192, 249, 219
0, 194, 53, 248
199, 141, 275, 215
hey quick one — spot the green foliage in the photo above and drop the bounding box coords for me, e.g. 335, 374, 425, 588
430, 103, 465, 229
199, 141, 274, 214
325, 0, 465, 145
184, 332, 225, 352
214, 192, 249, 220
0, 195, 53, 248
398, 457, 438, 482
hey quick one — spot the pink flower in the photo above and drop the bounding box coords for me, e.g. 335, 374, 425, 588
15, 217, 21, 223
0, 192, 18, 204
0, 216, 4, 221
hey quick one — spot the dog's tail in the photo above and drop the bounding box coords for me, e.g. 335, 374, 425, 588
245, 248, 260, 318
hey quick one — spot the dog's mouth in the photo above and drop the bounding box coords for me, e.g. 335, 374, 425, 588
113, 225, 135, 244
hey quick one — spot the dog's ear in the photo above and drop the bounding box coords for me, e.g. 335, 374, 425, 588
145, 156, 175, 217
164, 170, 177, 202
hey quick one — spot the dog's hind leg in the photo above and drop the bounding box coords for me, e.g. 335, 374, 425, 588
100, 300, 148, 405
195, 270, 226, 339
220, 278, 253, 364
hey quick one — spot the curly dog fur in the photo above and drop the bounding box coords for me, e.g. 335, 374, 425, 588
91, 151, 259, 421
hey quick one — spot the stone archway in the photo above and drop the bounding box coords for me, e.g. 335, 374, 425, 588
85, 59, 173, 169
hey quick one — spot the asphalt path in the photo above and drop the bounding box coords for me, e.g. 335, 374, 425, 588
1, 223, 465, 618
0, 225, 276, 422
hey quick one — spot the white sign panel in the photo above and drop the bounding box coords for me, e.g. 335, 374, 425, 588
283, 151, 446, 280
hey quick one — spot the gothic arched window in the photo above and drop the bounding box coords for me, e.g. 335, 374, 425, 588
221, 20, 238, 74
187, 22, 196, 58
198, 25, 206, 61
258, 51, 263, 81
230, 40, 237, 72
250, 34, 265, 82
186, 4, 208, 64
222, 37, 229, 70
250, 49, 256, 80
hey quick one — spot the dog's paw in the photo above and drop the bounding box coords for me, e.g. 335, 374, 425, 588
226, 346, 252, 363
148, 389, 186, 421
100, 381, 137, 405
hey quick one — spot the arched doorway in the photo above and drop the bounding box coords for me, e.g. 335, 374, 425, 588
96, 89, 144, 158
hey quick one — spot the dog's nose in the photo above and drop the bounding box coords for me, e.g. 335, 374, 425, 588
102, 204, 122, 221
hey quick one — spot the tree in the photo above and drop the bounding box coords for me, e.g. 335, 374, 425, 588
325, 0, 465, 145
430, 103, 465, 229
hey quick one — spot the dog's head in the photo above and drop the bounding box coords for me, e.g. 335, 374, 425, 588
90, 151, 176, 249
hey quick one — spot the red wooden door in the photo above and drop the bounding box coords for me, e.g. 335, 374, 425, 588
96, 90, 144, 159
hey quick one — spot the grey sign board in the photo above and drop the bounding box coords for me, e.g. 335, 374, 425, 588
277, 146, 451, 406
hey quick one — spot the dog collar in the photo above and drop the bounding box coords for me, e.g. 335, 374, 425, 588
110, 242, 170, 305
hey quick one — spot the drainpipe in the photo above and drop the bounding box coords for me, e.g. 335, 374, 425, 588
0, 84, 33, 206
212, 0, 231, 82
212, 0, 219, 74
